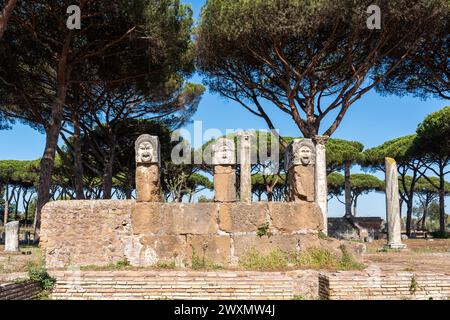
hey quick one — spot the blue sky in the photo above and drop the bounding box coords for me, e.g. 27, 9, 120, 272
0, 0, 448, 217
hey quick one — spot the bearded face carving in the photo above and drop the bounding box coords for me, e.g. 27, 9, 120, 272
135, 134, 159, 164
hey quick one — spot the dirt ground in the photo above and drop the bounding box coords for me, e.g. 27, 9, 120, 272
0, 245, 41, 276
363, 239, 450, 273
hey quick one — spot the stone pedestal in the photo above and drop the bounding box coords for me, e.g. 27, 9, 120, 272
214, 165, 237, 202
212, 138, 236, 202
238, 132, 254, 203
385, 157, 406, 249
313, 136, 329, 234
285, 139, 316, 202
5, 221, 19, 252
135, 134, 162, 203
136, 164, 162, 202
287, 165, 315, 201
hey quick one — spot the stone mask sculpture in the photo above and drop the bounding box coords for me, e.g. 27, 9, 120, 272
297, 145, 313, 165
212, 138, 236, 165
135, 134, 159, 164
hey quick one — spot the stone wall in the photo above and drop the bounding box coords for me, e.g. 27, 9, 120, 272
49, 270, 318, 300
40, 200, 324, 268
319, 271, 450, 300
0, 281, 41, 300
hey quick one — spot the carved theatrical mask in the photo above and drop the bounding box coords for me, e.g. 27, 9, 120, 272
135, 134, 159, 164
298, 146, 313, 165
212, 139, 236, 165
137, 141, 154, 163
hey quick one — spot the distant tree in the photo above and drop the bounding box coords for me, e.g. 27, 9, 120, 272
327, 172, 345, 202
196, 0, 448, 138
252, 174, 286, 202
184, 173, 214, 203
413, 177, 450, 230
362, 135, 426, 236
0, 0, 17, 39
326, 172, 383, 216
0, 0, 198, 238
376, 11, 449, 100
326, 139, 364, 217
414, 106, 450, 235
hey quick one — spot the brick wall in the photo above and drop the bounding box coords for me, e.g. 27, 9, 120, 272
0, 281, 41, 300
319, 271, 450, 300
50, 270, 318, 300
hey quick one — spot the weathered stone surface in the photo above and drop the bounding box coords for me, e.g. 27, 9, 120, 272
135, 134, 160, 164
164, 203, 218, 235
385, 157, 406, 249
237, 132, 254, 202
313, 135, 329, 234
131, 203, 162, 235
214, 165, 236, 202
4, 221, 19, 252
287, 165, 315, 202
136, 164, 162, 202
41, 200, 327, 268
211, 138, 236, 165
285, 139, 316, 168
268, 202, 324, 232
187, 235, 231, 265
139, 235, 187, 266
219, 203, 267, 233
40, 200, 134, 268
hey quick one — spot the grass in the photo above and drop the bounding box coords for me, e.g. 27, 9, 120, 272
239, 245, 366, 271
25, 253, 56, 300
79, 259, 131, 271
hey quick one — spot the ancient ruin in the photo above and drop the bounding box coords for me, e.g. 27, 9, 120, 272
4, 221, 19, 253
39, 133, 329, 268
385, 157, 407, 249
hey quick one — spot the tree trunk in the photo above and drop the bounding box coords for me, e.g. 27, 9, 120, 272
0, 0, 17, 39
352, 195, 358, 217
14, 187, 21, 220
102, 156, 113, 199
344, 161, 352, 217
421, 206, 427, 231
438, 162, 446, 236
34, 34, 72, 241
3, 185, 8, 225
406, 198, 413, 237
72, 111, 85, 199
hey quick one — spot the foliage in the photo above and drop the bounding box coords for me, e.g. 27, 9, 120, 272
239, 246, 365, 271
196, 0, 448, 137
26, 258, 56, 291
239, 249, 289, 271
338, 245, 365, 270
256, 222, 273, 238
415, 106, 450, 160
326, 139, 364, 173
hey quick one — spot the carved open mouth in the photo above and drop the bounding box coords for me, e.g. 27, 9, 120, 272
141, 153, 152, 161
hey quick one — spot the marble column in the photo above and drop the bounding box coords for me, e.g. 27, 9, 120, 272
285, 139, 315, 202
313, 135, 329, 235
5, 221, 19, 252
135, 134, 162, 202
237, 132, 254, 203
212, 138, 236, 202
385, 157, 407, 249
